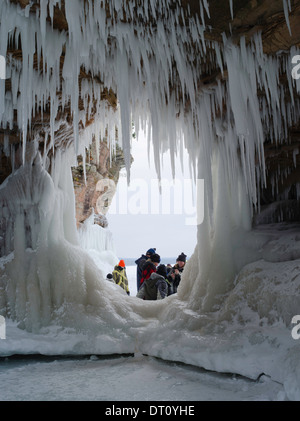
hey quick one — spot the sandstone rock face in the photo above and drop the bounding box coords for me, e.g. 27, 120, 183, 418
256, 133, 300, 224
72, 140, 126, 227
203, 0, 300, 54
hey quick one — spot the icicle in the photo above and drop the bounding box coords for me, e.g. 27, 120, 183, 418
40, 0, 47, 45
202, 0, 210, 19
283, 0, 292, 36
229, 0, 234, 20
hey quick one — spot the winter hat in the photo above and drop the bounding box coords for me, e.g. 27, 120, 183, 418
106, 273, 113, 279
176, 252, 187, 263
150, 253, 161, 263
156, 264, 167, 278
118, 259, 126, 267
146, 248, 156, 255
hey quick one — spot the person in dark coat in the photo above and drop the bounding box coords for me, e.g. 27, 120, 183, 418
139, 253, 161, 289
135, 248, 156, 291
166, 264, 172, 274
165, 274, 174, 296
168, 252, 187, 294
136, 264, 168, 300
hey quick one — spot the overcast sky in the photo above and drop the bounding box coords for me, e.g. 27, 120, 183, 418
107, 133, 198, 261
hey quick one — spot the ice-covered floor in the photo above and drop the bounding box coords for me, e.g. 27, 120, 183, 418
1, 224, 299, 401
0, 265, 288, 401
0, 353, 285, 401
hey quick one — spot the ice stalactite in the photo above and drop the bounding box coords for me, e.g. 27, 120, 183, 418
177, 33, 300, 312
283, 0, 292, 36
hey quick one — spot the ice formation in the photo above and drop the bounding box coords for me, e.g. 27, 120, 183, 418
0, 0, 300, 400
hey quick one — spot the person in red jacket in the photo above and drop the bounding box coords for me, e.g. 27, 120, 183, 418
135, 247, 157, 291
139, 253, 161, 289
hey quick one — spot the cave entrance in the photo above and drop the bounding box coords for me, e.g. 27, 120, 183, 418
74, 130, 198, 296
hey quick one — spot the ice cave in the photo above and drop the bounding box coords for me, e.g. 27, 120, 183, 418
0, 0, 300, 401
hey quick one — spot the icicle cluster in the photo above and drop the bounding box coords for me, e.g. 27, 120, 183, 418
0, 0, 298, 201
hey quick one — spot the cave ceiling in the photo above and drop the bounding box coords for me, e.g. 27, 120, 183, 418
1, 0, 300, 214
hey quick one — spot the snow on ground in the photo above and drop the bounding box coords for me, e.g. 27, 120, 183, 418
0, 223, 299, 401
0, 263, 287, 401
0, 353, 285, 401
0, 264, 291, 402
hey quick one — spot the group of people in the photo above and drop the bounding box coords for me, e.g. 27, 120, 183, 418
135, 248, 186, 300
106, 248, 187, 301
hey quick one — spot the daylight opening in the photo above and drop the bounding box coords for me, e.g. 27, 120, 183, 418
73, 127, 198, 297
